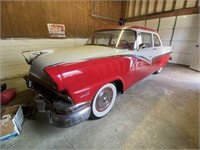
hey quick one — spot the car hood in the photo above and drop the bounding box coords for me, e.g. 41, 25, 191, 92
32, 46, 128, 65
29, 45, 131, 79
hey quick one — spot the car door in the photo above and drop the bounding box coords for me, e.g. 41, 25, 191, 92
152, 33, 171, 70
133, 32, 156, 81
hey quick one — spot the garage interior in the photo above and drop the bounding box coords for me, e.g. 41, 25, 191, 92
0, 0, 199, 149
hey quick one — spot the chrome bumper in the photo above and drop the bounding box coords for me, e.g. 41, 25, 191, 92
33, 93, 91, 128
48, 107, 90, 128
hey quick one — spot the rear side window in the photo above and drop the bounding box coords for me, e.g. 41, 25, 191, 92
153, 34, 161, 47
141, 32, 152, 48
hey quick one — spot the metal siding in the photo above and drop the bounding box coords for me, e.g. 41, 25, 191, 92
125, 21, 146, 26
159, 16, 176, 29
169, 14, 200, 65
146, 19, 159, 30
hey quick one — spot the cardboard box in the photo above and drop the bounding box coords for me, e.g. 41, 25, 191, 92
0, 105, 24, 141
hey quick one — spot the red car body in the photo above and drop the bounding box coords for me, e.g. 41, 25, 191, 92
22, 25, 172, 127
44, 53, 170, 104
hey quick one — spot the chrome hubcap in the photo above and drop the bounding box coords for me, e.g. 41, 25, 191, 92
96, 87, 113, 112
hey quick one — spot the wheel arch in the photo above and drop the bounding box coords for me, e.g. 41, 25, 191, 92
112, 79, 124, 94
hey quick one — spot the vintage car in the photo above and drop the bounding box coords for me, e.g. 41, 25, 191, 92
22, 25, 172, 127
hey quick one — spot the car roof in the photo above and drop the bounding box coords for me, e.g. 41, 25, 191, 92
96, 25, 156, 32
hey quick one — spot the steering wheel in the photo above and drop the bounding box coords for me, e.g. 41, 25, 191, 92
120, 40, 132, 49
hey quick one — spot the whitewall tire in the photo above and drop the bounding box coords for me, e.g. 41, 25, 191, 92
90, 83, 117, 119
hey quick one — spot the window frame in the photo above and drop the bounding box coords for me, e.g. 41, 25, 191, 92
140, 32, 153, 48
153, 34, 162, 47
85, 29, 137, 50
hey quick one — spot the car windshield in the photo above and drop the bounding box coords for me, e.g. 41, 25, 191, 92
85, 29, 136, 50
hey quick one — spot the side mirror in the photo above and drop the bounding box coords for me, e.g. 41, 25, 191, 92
138, 43, 146, 51
139, 43, 146, 49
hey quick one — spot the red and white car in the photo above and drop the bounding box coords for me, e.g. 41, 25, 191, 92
22, 26, 172, 127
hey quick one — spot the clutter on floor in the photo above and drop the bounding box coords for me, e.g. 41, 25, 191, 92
0, 105, 24, 141
1, 83, 7, 92
0, 89, 37, 142
1, 88, 17, 105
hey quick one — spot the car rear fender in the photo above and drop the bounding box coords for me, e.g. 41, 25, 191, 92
44, 66, 64, 91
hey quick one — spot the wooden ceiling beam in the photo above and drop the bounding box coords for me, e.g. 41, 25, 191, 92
126, 7, 199, 22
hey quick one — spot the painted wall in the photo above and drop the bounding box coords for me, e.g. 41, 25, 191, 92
0, 38, 87, 80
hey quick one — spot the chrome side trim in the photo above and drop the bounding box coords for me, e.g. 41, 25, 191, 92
135, 55, 152, 65
152, 51, 172, 61
47, 51, 172, 68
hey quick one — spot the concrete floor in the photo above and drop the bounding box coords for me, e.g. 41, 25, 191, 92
1, 63, 199, 149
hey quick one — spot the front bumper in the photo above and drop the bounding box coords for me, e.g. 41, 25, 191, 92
49, 106, 91, 128
33, 93, 91, 128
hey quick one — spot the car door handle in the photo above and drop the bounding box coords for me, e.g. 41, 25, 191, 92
152, 48, 157, 50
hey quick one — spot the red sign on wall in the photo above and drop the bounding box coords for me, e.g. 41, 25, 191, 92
47, 23, 66, 38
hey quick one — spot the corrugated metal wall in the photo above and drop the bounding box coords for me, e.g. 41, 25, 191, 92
1, 1, 122, 38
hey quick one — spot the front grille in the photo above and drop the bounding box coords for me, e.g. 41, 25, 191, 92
33, 81, 56, 102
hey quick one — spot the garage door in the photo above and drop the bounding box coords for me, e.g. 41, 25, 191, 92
125, 14, 200, 68
170, 14, 199, 66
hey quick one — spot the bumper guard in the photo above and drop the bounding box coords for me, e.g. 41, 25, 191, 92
33, 93, 91, 128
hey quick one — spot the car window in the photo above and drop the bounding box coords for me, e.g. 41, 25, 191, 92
85, 29, 136, 50
94, 34, 110, 46
141, 32, 152, 48
153, 34, 161, 47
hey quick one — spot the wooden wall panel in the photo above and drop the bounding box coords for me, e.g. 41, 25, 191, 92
1, 1, 122, 38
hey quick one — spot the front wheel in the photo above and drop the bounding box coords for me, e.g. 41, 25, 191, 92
90, 83, 117, 119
